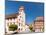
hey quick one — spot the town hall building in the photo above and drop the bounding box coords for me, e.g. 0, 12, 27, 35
5, 6, 26, 33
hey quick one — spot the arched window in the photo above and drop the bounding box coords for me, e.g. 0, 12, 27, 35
19, 23, 20, 26
18, 28, 20, 30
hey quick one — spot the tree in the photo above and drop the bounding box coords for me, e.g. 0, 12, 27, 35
29, 24, 33, 32
9, 24, 18, 31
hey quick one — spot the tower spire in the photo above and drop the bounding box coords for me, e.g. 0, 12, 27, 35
19, 6, 24, 12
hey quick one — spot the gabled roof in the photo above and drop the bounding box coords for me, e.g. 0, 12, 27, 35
34, 16, 44, 22
5, 13, 19, 19
35, 16, 44, 20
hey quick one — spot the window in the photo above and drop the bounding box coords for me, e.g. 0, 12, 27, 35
21, 24, 22, 26
21, 28, 22, 30
19, 23, 20, 26
18, 28, 20, 30
19, 19, 20, 21
13, 22, 15, 24
7, 23, 9, 26
10, 22, 12, 25
20, 16, 21, 18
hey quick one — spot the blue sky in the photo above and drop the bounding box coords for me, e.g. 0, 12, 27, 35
5, 1, 44, 24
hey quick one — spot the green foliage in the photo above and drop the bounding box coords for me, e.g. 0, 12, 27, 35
29, 24, 33, 32
9, 24, 18, 31
42, 28, 44, 32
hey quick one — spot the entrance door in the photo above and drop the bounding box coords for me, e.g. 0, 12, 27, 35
35, 29, 41, 32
